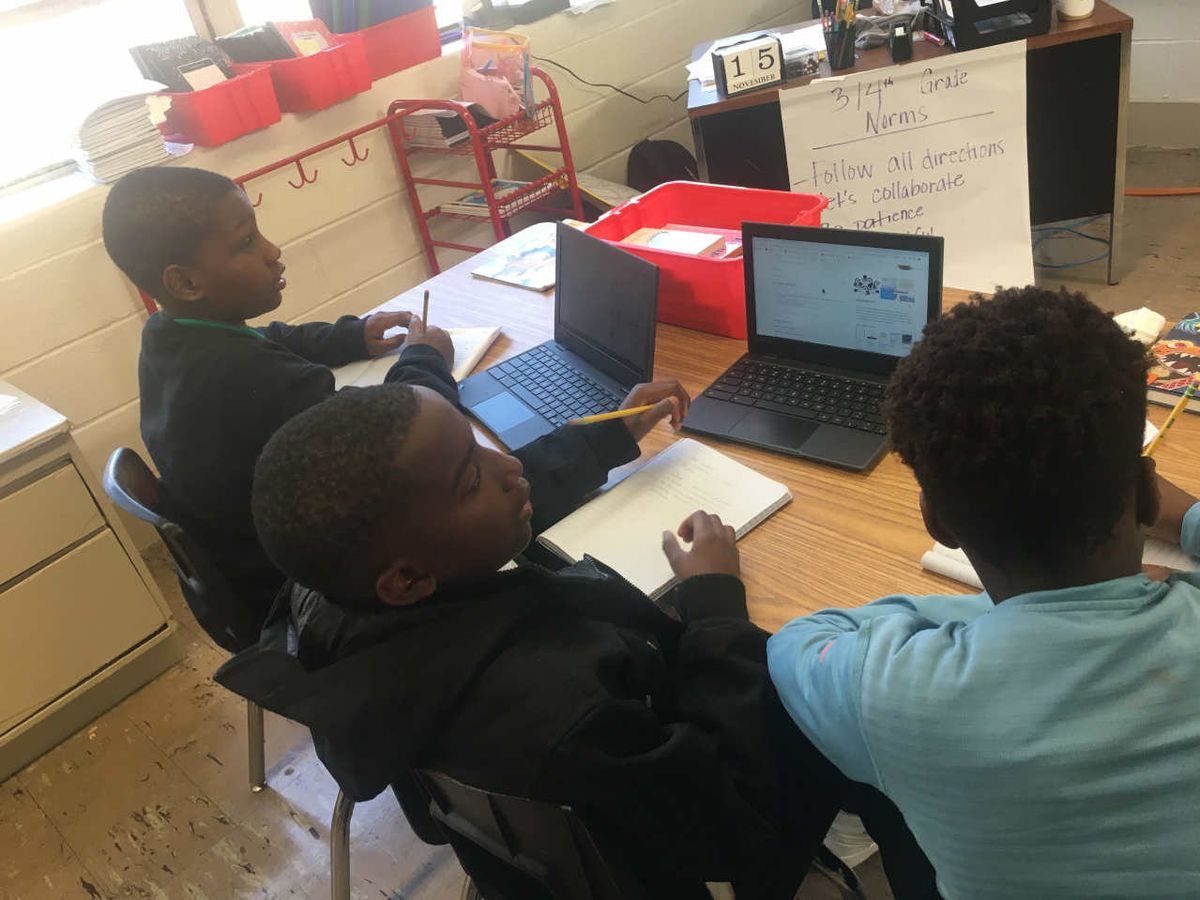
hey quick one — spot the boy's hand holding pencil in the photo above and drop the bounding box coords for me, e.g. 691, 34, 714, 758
570, 380, 691, 441
363, 310, 418, 356
366, 289, 454, 366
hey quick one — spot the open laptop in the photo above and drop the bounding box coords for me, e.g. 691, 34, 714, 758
683, 223, 943, 471
460, 223, 659, 450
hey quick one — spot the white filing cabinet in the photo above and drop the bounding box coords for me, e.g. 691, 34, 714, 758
0, 381, 179, 780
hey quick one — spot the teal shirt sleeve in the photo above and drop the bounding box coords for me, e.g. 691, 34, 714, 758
767, 593, 993, 787
1179, 501, 1200, 558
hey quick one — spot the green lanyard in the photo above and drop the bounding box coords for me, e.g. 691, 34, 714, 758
172, 317, 265, 340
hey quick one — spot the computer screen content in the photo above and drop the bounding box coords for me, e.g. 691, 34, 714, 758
752, 235, 931, 357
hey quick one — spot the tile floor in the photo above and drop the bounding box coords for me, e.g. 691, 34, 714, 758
1, 147, 1196, 900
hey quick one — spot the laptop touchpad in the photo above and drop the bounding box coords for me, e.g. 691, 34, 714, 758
474, 393, 538, 432
733, 409, 819, 450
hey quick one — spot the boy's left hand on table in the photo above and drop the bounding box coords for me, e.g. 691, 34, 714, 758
621, 380, 691, 442
363, 311, 416, 357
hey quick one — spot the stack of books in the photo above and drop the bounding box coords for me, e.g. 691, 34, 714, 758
402, 109, 472, 149
74, 88, 188, 184
401, 103, 498, 149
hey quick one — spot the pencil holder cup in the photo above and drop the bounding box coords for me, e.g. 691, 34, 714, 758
824, 24, 858, 71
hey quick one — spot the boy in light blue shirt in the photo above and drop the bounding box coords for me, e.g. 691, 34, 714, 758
768, 286, 1200, 899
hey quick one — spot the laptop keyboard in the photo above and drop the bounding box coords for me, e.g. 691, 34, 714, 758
489, 345, 624, 427
705, 360, 888, 434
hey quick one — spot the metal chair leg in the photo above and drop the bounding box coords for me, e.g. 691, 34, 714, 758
331, 789, 355, 900
247, 700, 266, 791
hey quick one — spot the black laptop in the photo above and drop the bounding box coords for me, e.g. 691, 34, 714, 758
683, 223, 943, 471
460, 223, 660, 450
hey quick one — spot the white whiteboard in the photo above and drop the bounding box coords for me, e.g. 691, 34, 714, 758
780, 41, 1035, 293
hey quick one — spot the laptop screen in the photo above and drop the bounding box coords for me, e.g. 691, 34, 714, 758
751, 235, 933, 358
554, 224, 659, 386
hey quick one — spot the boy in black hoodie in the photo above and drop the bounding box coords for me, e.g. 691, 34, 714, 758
219, 383, 934, 899
101, 166, 458, 637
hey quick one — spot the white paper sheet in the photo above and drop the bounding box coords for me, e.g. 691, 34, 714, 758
780, 41, 1035, 293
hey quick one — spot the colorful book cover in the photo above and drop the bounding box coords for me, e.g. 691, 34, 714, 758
443, 179, 528, 215
471, 221, 557, 291
1147, 311, 1200, 412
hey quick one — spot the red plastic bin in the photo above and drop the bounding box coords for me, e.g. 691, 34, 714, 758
158, 67, 281, 147
231, 41, 370, 113
584, 181, 828, 339
351, 5, 441, 81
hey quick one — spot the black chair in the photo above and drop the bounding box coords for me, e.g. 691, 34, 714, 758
103, 447, 271, 788
418, 770, 645, 900
105, 449, 437, 900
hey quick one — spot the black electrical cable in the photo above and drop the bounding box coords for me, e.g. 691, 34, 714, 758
533, 55, 688, 104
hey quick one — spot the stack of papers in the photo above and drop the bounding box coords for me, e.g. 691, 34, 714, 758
75, 87, 190, 183
402, 109, 471, 149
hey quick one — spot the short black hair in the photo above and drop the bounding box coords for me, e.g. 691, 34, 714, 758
101, 166, 238, 301
253, 385, 423, 600
886, 286, 1149, 568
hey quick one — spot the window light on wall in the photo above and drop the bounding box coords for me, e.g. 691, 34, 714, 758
0, 0, 464, 192
0, 0, 196, 189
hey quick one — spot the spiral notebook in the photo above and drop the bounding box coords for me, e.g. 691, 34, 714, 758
537, 438, 792, 599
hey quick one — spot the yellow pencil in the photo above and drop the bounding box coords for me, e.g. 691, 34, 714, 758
568, 404, 656, 425
422, 289, 430, 326
1144, 377, 1199, 457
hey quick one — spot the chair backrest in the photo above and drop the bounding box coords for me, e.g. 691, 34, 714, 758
102, 447, 262, 652
418, 771, 642, 900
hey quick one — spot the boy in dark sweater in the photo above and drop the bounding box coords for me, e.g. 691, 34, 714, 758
101, 167, 457, 641
218, 383, 935, 899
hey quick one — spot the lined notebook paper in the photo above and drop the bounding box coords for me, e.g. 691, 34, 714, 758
331, 326, 501, 389
922, 539, 1196, 591
537, 438, 792, 599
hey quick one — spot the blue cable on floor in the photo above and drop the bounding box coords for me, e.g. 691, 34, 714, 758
1032, 215, 1110, 269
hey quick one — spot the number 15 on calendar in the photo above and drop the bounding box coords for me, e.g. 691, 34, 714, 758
712, 35, 785, 98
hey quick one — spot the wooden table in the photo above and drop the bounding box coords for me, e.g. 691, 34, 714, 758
369, 235, 1200, 635
687, 1, 1133, 284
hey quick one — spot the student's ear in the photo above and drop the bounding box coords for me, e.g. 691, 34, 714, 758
375, 560, 437, 607
1135, 455, 1160, 528
919, 491, 960, 549
162, 263, 205, 304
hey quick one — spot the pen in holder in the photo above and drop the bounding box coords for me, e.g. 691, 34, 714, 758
824, 23, 857, 71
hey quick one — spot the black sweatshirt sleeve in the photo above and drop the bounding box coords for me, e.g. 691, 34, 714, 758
513, 420, 640, 535
535, 598, 820, 892
382, 344, 458, 404
258, 315, 367, 366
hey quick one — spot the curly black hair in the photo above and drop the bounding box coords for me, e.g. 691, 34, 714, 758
101, 166, 238, 301
885, 286, 1149, 568
252, 384, 422, 600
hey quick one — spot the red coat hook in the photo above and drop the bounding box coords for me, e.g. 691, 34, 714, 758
236, 183, 263, 207
288, 159, 319, 189
341, 136, 370, 167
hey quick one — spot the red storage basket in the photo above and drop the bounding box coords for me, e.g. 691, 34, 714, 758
231, 40, 370, 113
352, 6, 441, 81
584, 182, 828, 339
158, 67, 281, 147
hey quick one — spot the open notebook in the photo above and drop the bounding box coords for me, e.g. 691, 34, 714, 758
331, 326, 501, 389
537, 438, 792, 599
